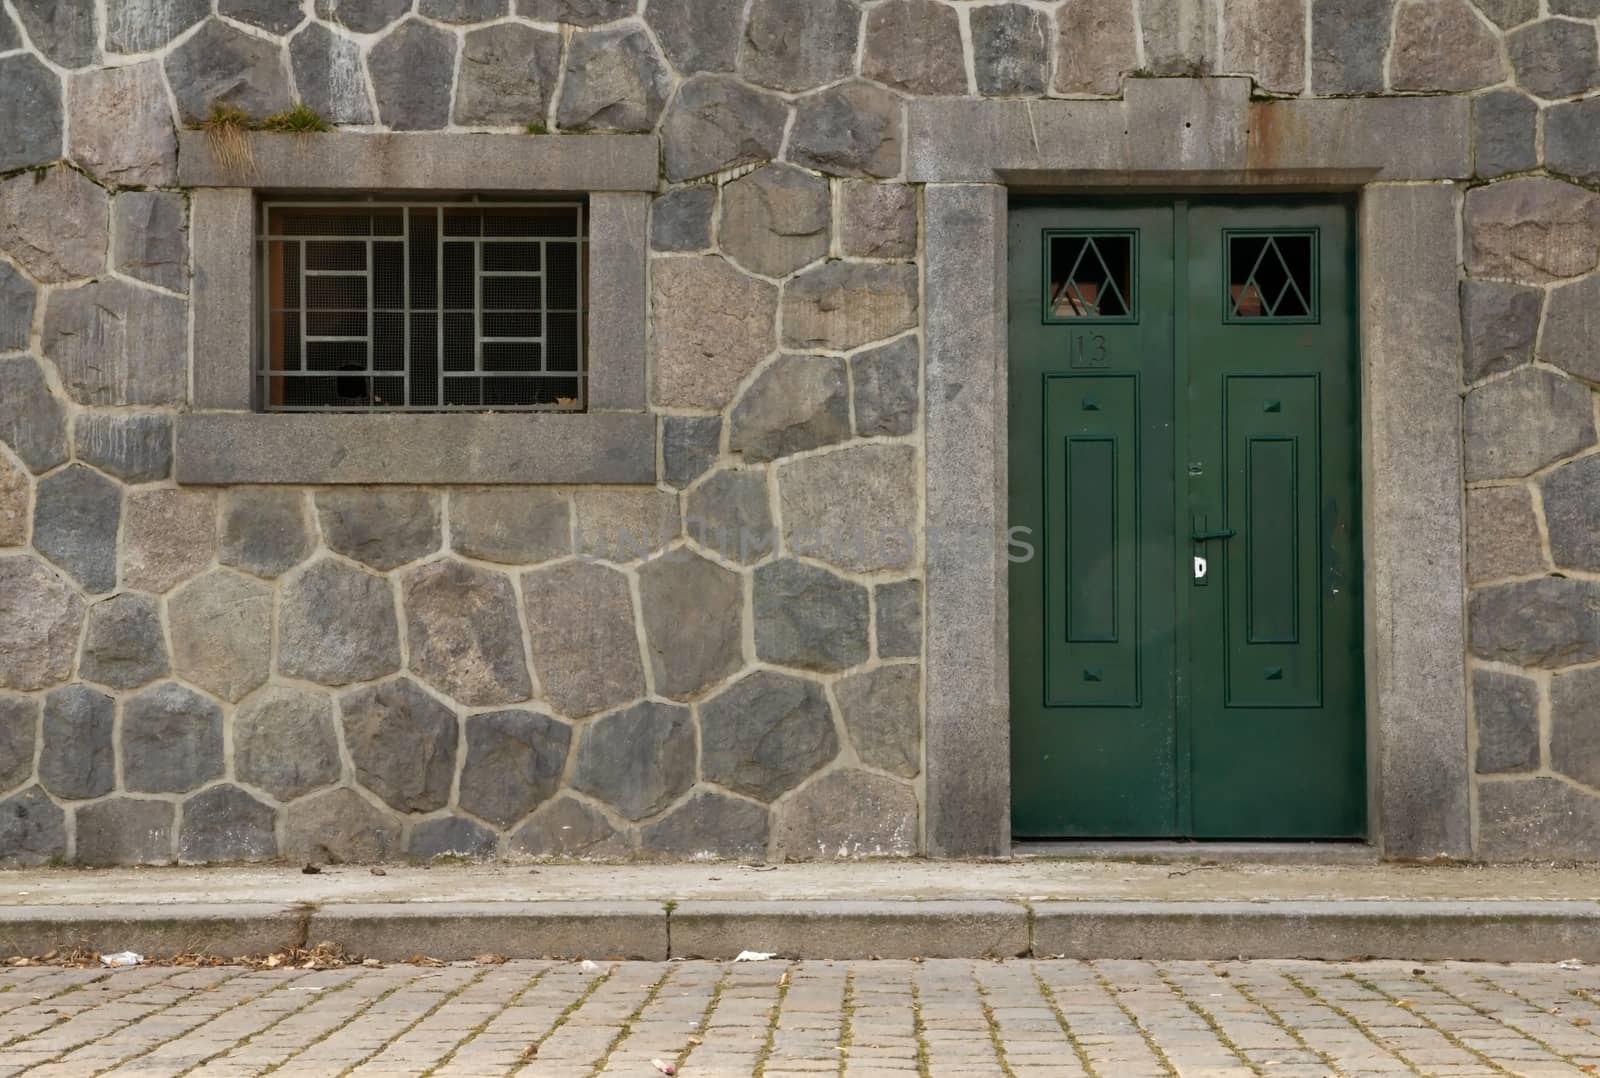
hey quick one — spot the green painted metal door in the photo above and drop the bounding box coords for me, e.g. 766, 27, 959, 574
1008, 198, 1364, 839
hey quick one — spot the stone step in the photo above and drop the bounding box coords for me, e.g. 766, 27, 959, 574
4, 899, 1597, 964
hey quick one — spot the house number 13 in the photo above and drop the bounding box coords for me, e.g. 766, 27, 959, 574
1070, 333, 1109, 368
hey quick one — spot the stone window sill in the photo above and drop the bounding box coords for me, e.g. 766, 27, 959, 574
174, 412, 656, 486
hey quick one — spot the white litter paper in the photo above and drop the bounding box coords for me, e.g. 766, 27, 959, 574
735, 951, 776, 962
100, 952, 143, 968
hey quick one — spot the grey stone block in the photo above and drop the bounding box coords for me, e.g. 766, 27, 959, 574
685, 469, 773, 564
106, 0, 205, 51
1055, 0, 1137, 94
451, 491, 571, 565
1541, 454, 1600, 571
1473, 669, 1539, 774
586, 191, 650, 411
639, 790, 769, 859
75, 799, 173, 866
0, 787, 65, 866
33, 464, 120, 594
753, 559, 869, 672
178, 786, 277, 863
1466, 178, 1600, 284
122, 683, 225, 795
647, 0, 743, 74
317, 490, 441, 571
782, 262, 918, 351
79, 593, 168, 690
1552, 667, 1600, 787
1141, 0, 1220, 76
235, 688, 342, 803
0, 557, 85, 692
454, 23, 560, 128
777, 444, 918, 572
1540, 273, 1600, 388
164, 18, 291, 124
511, 797, 630, 859
38, 685, 114, 800
0, 358, 68, 474
315, 0, 408, 34
517, 0, 635, 23
74, 414, 172, 484
1470, 577, 1600, 669
1547, 97, 1600, 183
220, 0, 306, 34
1480, 778, 1600, 861
729, 354, 849, 462
1310, 0, 1390, 93
1461, 279, 1540, 383
788, 81, 902, 180
0, 456, 24, 548
773, 769, 918, 859
1463, 368, 1596, 481
835, 664, 921, 778
189, 188, 252, 411
651, 187, 715, 252
419, 0, 508, 21
179, 131, 661, 192
1389, 0, 1506, 91
0, 696, 36, 794
0, 166, 106, 285
701, 669, 839, 801
176, 413, 658, 485
283, 788, 402, 864
875, 579, 922, 659
369, 19, 456, 131
971, 4, 1049, 96
1467, 485, 1545, 584
740, 0, 859, 92
652, 255, 779, 410
0, 905, 302, 956
670, 901, 1028, 959
168, 569, 273, 703
1476, 0, 1537, 26
1222, 0, 1305, 93
1474, 90, 1538, 180
289, 22, 373, 125
660, 75, 788, 182
409, 817, 499, 860
663, 415, 722, 489
0, 263, 34, 353
852, 336, 919, 437
0, 55, 62, 173
840, 182, 916, 259
637, 550, 745, 698
121, 490, 216, 596
71, 63, 176, 185
573, 488, 680, 562
220, 490, 313, 579
722, 165, 831, 278
42, 278, 186, 405
557, 26, 671, 133
306, 902, 666, 960
340, 678, 458, 814
11, 0, 96, 69
1507, 19, 1600, 100
278, 558, 402, 687
459, 710, 572, 829
403, 560, 531, 707
573, 700, 695, 820
522, 559, 645, 718
862, 0, 965, 95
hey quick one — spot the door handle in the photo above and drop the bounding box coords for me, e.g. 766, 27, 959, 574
1192, 527, 1236, 542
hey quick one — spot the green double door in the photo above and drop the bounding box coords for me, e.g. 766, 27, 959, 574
1009, 198, 1365, 839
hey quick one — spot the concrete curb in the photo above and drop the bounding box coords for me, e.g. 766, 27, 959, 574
4, 900, 1600, 962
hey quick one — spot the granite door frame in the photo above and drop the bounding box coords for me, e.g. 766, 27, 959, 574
912, 78, 1473, 859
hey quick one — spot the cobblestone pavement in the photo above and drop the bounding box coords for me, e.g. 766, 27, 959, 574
4, 959, 1600, 1076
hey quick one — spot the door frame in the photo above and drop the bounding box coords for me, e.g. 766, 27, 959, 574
911, 78, 1473, 859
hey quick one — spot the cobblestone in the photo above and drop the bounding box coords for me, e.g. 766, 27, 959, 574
1, 959, 1598, 1074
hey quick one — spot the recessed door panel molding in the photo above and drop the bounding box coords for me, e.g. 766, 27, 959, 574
1009, 196, 1364, 841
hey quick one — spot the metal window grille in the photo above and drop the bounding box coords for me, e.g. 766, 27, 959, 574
257, 199, 587, 411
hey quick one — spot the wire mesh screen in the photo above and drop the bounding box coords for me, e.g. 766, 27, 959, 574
259, 201, 587, 411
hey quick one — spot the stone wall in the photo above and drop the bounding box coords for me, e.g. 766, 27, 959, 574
0, 0, 1596, 863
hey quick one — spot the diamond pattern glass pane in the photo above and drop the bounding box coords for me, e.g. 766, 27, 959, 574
1227, 231, 1317, 321
1047, 233, 1135, 320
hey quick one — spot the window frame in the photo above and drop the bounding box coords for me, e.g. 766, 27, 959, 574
175, 130, 656, 485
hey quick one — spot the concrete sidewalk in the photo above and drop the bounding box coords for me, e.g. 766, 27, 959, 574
3, 860, 1599, 963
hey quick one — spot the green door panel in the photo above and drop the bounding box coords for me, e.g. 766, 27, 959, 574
1009, 197, 1364, 840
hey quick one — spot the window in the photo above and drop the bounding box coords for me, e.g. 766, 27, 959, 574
1045, 231, 1136, 322
259, 200, 587, 411
1225, 230, 1318, 322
